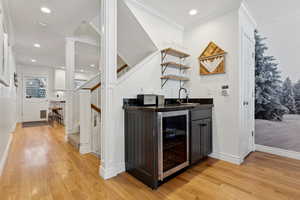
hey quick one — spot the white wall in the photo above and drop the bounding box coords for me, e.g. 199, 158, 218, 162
124, 0, 184, 50
55, 69, 66, 90
0, 0, 17, 174
0, 50, 17, 174
184, 10, 242, 162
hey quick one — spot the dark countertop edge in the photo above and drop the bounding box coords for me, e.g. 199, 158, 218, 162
123, 98, 213, 112
124, 98, 213, 106
50, 100, 66, 103
123, 103, 213, 112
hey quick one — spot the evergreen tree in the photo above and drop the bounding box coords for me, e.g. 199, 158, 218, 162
280, 77, 297, 114
255, 30, 287, 121
293, 80, 300, 114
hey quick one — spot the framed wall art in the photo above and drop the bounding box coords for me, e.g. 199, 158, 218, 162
0, 7, 9, 87
199, 42, 227, 75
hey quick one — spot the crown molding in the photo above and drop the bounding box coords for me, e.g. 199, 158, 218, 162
124, 0, 184, 32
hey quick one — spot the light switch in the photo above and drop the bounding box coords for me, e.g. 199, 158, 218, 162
221, 85, 229, 96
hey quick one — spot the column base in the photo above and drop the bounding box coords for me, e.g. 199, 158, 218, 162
99, 162, 125, 180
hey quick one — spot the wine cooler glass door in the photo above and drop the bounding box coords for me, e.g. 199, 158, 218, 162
158, 110, 189, 180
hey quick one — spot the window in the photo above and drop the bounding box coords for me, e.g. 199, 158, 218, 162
25, 77, 47, 99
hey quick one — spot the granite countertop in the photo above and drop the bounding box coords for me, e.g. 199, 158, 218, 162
123, 98, 214, 112
123, 103, 213, 112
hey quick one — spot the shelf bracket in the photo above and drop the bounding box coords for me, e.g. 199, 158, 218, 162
162, 64, 169, 74
161, 52, 167, 63
161, 78, 168, 88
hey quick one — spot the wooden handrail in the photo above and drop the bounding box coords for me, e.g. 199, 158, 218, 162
91, 104, 101, 113
117, 64, 128, 73
84, 64, 128, 92
90, 82, 101, 92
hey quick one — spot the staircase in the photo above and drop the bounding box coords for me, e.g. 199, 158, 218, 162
68, 65, 129, 153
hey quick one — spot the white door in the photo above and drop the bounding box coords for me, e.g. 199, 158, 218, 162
240, 30, 255, 158
22, 75, 49, 122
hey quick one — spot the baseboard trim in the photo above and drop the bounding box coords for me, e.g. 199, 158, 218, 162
255, 144, 300, 160
9, 121, 17, 133
80, 143, 92, 155
0, 133, 13, 176
64, 135, 69, 142
99, 162, 125, 180
209, 152, 243, 165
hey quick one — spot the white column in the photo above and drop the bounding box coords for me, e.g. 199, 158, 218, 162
99, 0, 119, 179
65, 38, 76, 139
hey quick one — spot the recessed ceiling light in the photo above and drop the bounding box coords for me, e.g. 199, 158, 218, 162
31, 59, 37, 63
189, 9, 198, 16
41, 7, 51, 14
90, 64, 95, 67
34, 43, 41, 48
80, 69, 84, 72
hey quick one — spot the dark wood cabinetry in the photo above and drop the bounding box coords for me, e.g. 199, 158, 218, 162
125, 110, 159, 188
124, 104, 213, 189
190, 109, 213, 165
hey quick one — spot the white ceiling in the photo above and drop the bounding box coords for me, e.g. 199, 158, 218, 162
138, 0, 242, 28
7, 0, 242, 71
7, 0, 100, 71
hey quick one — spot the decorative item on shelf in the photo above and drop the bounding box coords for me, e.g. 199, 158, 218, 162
160, 48, 190, 88
199, 42, 227, 75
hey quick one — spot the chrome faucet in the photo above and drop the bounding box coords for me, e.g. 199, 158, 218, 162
178, 87, 189, 104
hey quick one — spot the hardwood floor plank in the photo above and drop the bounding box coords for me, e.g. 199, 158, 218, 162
1, 124, 300, 199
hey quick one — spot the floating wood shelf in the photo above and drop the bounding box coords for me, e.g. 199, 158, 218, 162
161, 62, 190, 70
160, 48, 190, 88
161, 48, 190, 58
161, 75, 190, 81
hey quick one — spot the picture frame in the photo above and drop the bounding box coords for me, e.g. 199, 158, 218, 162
0, 8, 9, 87
199, 42, 227, 75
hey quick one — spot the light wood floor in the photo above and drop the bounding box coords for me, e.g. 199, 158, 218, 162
1, 125, 300, 200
